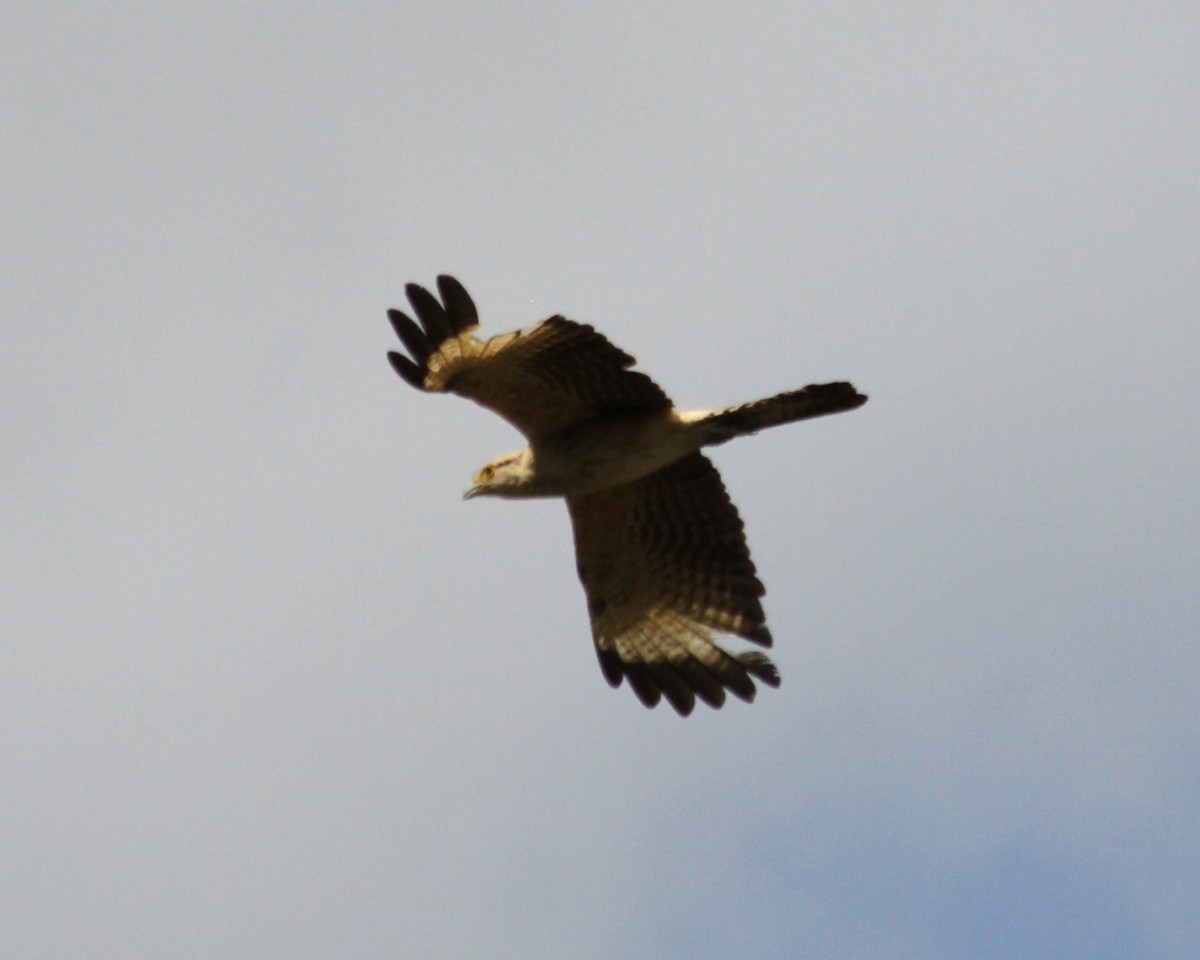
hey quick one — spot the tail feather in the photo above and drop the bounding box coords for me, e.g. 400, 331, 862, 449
700, 382, 867, 444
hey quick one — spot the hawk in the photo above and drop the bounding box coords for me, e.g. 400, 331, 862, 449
386, 276, 867, 715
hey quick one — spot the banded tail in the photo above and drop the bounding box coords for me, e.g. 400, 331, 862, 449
698, 382, 867, 445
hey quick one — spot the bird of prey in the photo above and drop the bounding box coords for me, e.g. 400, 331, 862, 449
386, 276, 866, 716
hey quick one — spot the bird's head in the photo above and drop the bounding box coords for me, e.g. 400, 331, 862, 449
463, 449, 537, 500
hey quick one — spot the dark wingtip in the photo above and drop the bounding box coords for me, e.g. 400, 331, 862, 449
746, 624, 773, 648
388, 307, 432, 364
596, 644, 624, 688
387, 351, 427, 390
739, 651, 781, 688
405, 282, 453, 344
647, 661, 698, 717
436, 275, 479, 333
622, 663, 663, 709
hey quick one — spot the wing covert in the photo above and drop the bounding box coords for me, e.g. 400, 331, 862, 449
387, 276, 672, 439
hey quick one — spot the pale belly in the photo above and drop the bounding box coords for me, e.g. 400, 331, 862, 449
532, 412, 703, 495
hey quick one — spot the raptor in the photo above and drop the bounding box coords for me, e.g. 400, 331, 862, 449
387, 276, 866, 715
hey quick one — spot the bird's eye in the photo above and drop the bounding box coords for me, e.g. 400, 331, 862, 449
480, 465, 495, 481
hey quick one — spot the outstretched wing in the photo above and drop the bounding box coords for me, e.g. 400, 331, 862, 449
566, 452, 781, 716
387, 276, 672, 440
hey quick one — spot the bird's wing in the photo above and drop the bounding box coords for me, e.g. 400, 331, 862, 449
387, 276, 672, 440
566, 452, 780, 716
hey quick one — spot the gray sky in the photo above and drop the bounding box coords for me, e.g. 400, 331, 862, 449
4, 3, 1198, 958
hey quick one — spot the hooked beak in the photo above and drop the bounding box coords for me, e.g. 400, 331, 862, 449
462, 484, 484, 501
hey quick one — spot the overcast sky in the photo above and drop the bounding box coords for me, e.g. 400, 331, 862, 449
4, 3, 1198, 958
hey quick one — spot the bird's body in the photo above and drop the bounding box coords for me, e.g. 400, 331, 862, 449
479, 411, 706, 498
386, 276, 866, 715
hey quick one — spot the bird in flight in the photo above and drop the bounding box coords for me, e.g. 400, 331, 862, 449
386, 276, 866, 715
